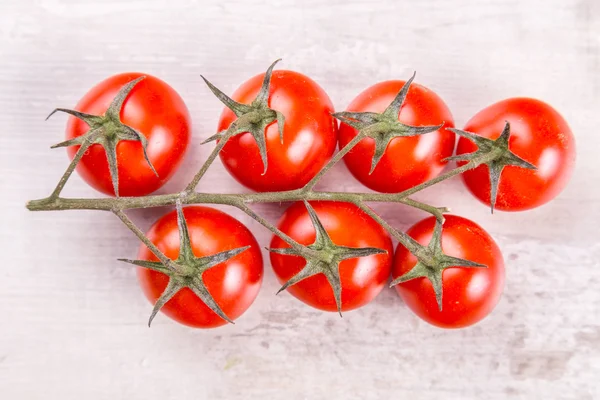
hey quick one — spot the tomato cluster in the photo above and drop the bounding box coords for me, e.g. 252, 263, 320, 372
53, 62, 575, 329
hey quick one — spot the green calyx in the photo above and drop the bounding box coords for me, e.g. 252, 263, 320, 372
446, 122, 537, 213
267, 201, 387, 316
390, 219, 486, 311
119, 201, 249, 326
332, 72, 443, 174
201, 59, 285, 175
47, 77, 157, 197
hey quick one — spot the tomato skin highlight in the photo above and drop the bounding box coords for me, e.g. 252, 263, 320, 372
456, 98, 576, 211
65, 73, 191, 196
393, 215, 505, 329
217, 70, 338, 192
338, 80, 455, 193
270, 201, 393, 312
137, 207, 263, 328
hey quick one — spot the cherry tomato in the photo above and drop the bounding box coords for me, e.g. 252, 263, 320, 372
137, 206, 263, 328
218, 70, 337, 192
270, 201, 393, 312
65, 73, 191, 196
393, 215, 505, 328
456, 98, 576, 211
338, 80, 455, 193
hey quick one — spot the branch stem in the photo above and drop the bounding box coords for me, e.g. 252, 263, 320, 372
398, 198, 449, 222
353, 201, 422, 255
25, 190, 449, 212
393, 158, 487, 199
303, 130, 366, 191
113, 209, 180, 273
29, 140, 493, 215
237, 204, 318, 260
50, 140, 92, 199
26, 180, 461, 213
185, 137, 229, 193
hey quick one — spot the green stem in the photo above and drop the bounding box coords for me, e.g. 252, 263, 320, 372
50, 140, 92, 199
185, 136, 229, 193
393, 158, 488, 200
353, 201, 422, 255
25, 190, 448, 212
237, 204, 318, 260
303, 130, 366, 191
28, 145, 493, 215
113, 209, 181, 273
398, 198, 449, 222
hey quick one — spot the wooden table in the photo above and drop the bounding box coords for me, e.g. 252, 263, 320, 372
2, 0, 598, 398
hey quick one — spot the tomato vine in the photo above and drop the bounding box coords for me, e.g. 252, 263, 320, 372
26, 60, 546, 325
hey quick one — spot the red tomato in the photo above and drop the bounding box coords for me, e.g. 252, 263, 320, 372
137, 206, 263, 328
217, 70, 337, 192
338, 80, 455, 193
65, 73, 191, 196
270, 201, 393, 312
456, 98, 576, 211
393, 215, 505, 328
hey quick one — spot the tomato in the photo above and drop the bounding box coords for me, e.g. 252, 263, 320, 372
456, 98, 576, 211
338, 79, 455, 193
392, 215, 505, 328
64, 73, 191, 196
270, 201, 393, 312
137, 206, 263, 328
217, 70, 337, 192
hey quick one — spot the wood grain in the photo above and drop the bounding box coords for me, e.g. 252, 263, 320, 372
1, 0, 599, 398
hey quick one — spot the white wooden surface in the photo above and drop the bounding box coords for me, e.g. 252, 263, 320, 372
2, 0, 599, 398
